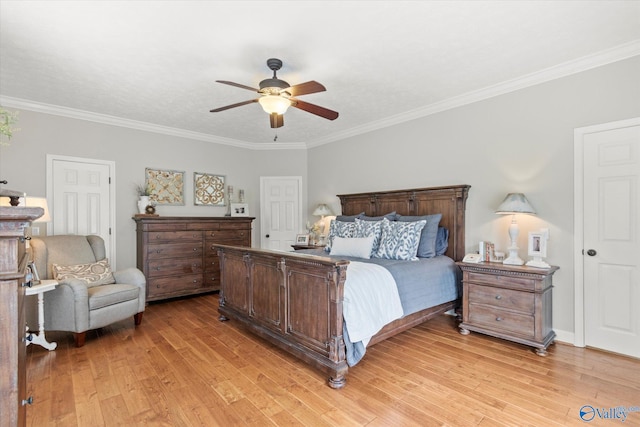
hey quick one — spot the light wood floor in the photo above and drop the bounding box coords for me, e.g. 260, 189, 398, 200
26, 293, 640, 426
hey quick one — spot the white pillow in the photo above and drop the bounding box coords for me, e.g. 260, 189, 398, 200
329, 236, 375, 259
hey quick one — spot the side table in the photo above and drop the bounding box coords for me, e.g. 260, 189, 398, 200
25, 279, 58, 351
456, 262, 558, 356
291, 244, 326, 251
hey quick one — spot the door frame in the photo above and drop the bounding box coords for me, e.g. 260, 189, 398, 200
573, 117, 640, 347
259, 176, 303, 249
46, 154, 117, 268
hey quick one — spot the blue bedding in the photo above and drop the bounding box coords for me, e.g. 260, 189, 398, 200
297, 249, 461, 365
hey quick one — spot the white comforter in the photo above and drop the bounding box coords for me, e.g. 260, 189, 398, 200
342, 261, 404, 347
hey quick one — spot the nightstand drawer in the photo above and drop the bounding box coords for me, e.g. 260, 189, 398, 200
468, 284, 534, 313
468, 271, 536, 291
468, 306, 534, 337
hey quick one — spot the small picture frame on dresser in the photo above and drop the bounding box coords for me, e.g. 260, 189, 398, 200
296, 234, 310, 245
528, 231, 547, 257
231, 203, 249, 217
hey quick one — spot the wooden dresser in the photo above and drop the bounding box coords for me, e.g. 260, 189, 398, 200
457, 262, 559, 356
134, 216, 253, 302
1, 207, 43, 427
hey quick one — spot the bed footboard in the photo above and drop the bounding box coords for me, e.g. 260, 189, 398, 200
216, 245, 351, 388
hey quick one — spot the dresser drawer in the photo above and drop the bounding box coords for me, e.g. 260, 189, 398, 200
203, 272, 220, 290
204, 229, 250, 240
148, 274, 204, 297
468, 305, 535, 338
467, 271, 536, 291
147, 242, 203, 260
147, 230, 203, 241
468, 284, 534, 314
148, 258, 203, 278
203, 253, 221, 272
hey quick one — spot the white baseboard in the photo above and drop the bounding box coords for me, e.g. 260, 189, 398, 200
554, 329, 580, 346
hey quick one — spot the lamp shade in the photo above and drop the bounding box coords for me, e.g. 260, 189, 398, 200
495, 193, 536, 215
25, 197, 51, 222
258, 95, 291, 114
312, 204, 333, 217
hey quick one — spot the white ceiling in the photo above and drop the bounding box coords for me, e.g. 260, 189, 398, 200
1, 1, 639, 148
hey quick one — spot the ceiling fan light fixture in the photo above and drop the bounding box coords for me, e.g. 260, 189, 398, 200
259, 95, 291, 115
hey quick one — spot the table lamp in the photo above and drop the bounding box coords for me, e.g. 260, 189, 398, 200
312, 203, 333, 243
495, 193, 536, 265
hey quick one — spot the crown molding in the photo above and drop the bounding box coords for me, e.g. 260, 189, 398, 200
306, 40, 640, 148
0, 96, 307, 151
2, 40, 638, 151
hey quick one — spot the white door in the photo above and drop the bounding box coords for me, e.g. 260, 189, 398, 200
260, 176, 302, 251
47, 155, 116, 268
575, 118, 640, 358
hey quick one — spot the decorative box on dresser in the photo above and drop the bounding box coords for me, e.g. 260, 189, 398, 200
0, 207, 44, 427
457, 262, 559, 356
134, 216, 253, 302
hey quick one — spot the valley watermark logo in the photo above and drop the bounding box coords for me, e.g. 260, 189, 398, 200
579, 405, 640, 422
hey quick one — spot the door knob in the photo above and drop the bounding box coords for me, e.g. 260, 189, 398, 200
586, 249, 597, 256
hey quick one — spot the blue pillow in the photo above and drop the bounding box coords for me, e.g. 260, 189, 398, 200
435, 226, 449, 256
325, 220, 356, 252
361, 211, 397, 221
354, 218, 384, 256
335, 212, 364, 222
375, 218, 426, 260
396, 213, 442, 258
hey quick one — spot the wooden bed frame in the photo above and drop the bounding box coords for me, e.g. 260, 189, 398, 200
215, 184, 470, 388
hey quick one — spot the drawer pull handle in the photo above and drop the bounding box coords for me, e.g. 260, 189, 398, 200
495, 295, 502, 300
22, 280, 33, 288
155, 234, 161, 239
193, 248, 198, 251
193, 280, 198, 283
496, 317, 503, 321
156, 250, 162, 253
21, 396, 33, 406
155, 267, 161, 270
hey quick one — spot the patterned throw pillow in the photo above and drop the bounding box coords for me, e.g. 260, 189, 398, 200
52, 259, 116, 288
325, 220, 356, 252
354, 218, 384, 256
375, 218, 427, 260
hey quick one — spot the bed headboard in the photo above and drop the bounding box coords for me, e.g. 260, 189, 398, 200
337, 185, 470, 261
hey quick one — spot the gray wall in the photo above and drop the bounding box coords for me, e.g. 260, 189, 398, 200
308, 56, 640, 338
0, 111, 307, 269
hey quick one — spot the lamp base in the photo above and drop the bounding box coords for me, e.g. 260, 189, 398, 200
526, 257, 550, 269
502, 247, 524, 265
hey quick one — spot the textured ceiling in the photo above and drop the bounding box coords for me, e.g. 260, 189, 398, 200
1, 1, 639, 148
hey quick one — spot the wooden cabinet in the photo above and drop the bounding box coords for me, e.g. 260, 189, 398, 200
134, 217, 253, 302
457, 262, 559, 356
1, 207, 43, 427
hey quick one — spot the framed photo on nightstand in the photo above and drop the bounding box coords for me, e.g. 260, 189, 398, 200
296, 234, 310, 245
528, 231, 547, 257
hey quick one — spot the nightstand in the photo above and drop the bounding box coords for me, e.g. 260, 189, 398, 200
291, 244, 326, 251
456, 262, 559, 356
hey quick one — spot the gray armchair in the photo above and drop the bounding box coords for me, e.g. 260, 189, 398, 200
30, 235, 145, 347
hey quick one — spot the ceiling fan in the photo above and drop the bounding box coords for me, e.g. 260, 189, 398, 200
209, 58, 339, 128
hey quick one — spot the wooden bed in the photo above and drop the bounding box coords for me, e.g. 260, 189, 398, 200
215, 184, 470, 388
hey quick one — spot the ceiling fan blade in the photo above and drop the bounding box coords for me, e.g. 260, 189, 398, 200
209, 99, 258, 112
291, 99, 339, 120
285, 81, 326, 97
270, 113, 284, 128
216, 80, 259, 92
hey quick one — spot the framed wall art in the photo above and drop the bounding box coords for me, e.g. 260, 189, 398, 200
194, 172, 226, 206
145, 168, 185, 205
